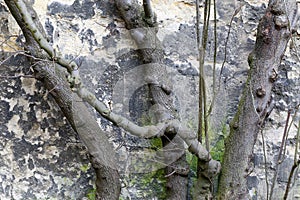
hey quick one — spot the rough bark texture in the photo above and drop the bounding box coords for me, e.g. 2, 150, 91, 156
2, 0, 300, 199
4, 0, 219, 198
36, 63, 121, 200
218, 0, 298, 199
3, 1, 121, 199
115, 0, 189, 198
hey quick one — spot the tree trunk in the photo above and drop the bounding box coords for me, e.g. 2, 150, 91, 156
4, 1, 121, 199
218, 0, 298, 199
115, 0, 190, 198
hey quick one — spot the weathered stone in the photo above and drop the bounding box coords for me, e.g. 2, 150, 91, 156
0, 0, 299, 199
0, 54, 94, 199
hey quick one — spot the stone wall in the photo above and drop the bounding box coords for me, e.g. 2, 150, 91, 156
0, 0, 299, 199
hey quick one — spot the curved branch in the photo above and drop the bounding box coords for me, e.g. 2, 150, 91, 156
7, 0, 220, 182
4, 1, 121, 199
14, 0, 76, 72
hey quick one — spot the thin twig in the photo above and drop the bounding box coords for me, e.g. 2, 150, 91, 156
283, 120, 300, 199
283, 159, 300, 199
219, 3, 245, 83
283, 105, 300, 156
208, 0, 217, 116
197, 0, 211, 180
197, 0, 211, 152
261, 129, 270, 200
203, 0, 211, 152
207, 2, 245, 116
195, 0, 202, 155
0, 74, 35, 79
269, 110, 291, 199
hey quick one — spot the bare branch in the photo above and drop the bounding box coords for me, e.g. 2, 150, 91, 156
0, 74, 35, 79
269, 110, 291, 199
283, 110, 300, 199
4, 1, 121, 198
6, 0, 220, 180
14, 0, 76, 72
261, 129, 270, 200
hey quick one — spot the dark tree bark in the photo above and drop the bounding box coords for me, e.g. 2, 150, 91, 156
3, 1, 121, 199
218, 0, 298, 199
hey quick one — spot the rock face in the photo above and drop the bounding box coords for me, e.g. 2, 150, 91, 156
0, 54, 95, 199
0, 0, 299, 199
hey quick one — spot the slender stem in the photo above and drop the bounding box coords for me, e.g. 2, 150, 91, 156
269, 110, 291, 199
283, 159, 300, 199
196, 0, 203, 179
219, 3, 245, 80
294, 118, 300, 164
195, 0, 200, 47
213, 0, 217, 91
283, 105, 300, 156
279, 110, 292, 163
196, 0, 202, 147
293, 119, 300, 160
283, 118, 300, 199
261, 129, 269, 200
197, 0, 210, 178
204, 0, 211, 152
210, 0, 217, 113
208, 3, 245, 116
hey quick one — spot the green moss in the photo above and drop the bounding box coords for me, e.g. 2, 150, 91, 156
210, 139, 225, 162
86, 188, 96, 200
120, 124, 166, 199
79, 164, 90, 173
124, 169, 167, 199
140, 169, 167, 199
210, 123, 229, 162
150, 137, 163, 149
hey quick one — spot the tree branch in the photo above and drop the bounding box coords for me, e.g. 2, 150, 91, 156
283, 118, 300, 199
218, 0, 299, 198
4, 2, 221, 191
13, 0, 75, 73
115, 0, 221, 198
143, 0, 156, 26
4, 1, 121, 199
10, 0, 217, 166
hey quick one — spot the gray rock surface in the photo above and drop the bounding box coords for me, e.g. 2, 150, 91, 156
0, 0, 299, 199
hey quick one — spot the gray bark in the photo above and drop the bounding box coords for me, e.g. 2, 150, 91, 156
3, 1, 121, 199
218, 0, 298, 199
115, 0, 221, 198
3, 0, 221, 199
115, 0, 190, 198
